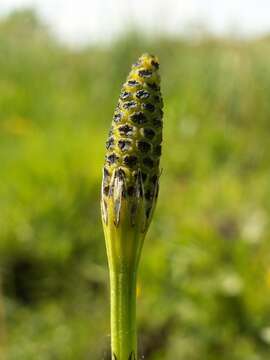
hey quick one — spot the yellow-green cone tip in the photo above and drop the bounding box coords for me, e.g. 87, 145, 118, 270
101, 53, 163, 234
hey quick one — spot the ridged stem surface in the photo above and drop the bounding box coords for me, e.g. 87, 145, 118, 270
110, 270, 137, 360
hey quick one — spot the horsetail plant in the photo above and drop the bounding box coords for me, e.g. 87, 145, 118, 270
101, 54, 163, 360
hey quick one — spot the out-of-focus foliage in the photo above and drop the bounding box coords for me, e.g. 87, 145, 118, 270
1, 9, 270, 360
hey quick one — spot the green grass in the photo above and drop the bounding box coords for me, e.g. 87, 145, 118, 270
1, 9, 270, 360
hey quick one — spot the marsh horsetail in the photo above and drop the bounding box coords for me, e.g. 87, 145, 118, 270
101, 54, 163, 360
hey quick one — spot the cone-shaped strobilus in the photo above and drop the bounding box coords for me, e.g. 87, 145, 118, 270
101, 54, 163, 360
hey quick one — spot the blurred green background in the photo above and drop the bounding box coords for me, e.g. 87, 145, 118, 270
1, 8, 270, 360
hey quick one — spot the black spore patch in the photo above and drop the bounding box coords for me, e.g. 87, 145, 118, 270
123, 101, 137, 109
130, 112, 147, 124
128, 80, 140, 87
123, 155, 138, 168
143, 128, 155, 140
113, 113, 122, 123
120, 91, 132, 100
147, 82, 159, 91
137, 140, 151, 153
136, 89, 150, 100
118, 139, 132, 151
107, 153, 119, 165
138, 69, 152, 78
118, 124, 134, 136
142, 103, 155, 112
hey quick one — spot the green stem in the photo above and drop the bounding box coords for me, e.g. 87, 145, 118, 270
110, 270, 137, 360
